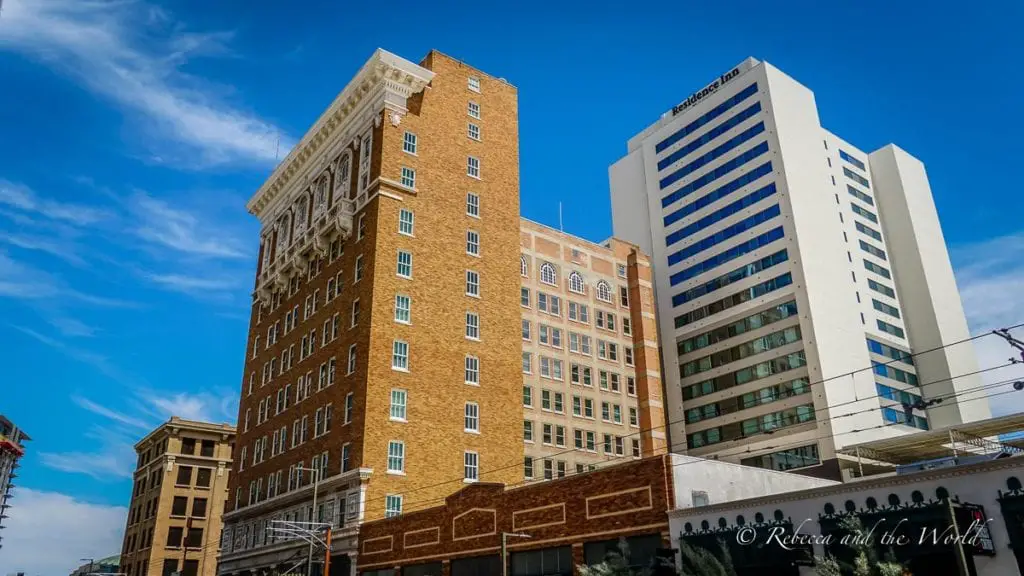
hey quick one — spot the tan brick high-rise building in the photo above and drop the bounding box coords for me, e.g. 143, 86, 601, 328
119, 417, 235, 576
219, 49, 523, 575
519, 221, 667, 480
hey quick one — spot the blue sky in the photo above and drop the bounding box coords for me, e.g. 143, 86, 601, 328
1, 0, 1023, 572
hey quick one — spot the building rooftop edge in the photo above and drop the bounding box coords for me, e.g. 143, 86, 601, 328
520, 216, 647, 258
245, 48, 436, 218
133, 416, 237, 451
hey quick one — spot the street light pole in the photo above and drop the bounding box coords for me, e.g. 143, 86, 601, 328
80, 558, 94, 576
295, 465, 322, 576
500, 533, 531, 576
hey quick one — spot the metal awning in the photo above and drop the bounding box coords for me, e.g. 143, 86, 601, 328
837, 413, 1024, 465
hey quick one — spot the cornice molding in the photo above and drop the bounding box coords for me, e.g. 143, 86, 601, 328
247, 49, 434, 222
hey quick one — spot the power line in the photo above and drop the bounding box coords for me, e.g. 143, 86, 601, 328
352, 326, 1022, 510
235, 323, 1024, 523
395, 376, 1024, 515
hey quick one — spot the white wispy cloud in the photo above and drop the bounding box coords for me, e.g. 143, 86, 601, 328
0, 178, 113, 226
73, 396, 154, 430
0, 0, 293, 167
952, 231, 1024, 417
0, 489, 127, 574
0, 231, 88, 266
13, 324, 137, 385
130, 192, 249, 259
138, 390, 238, 424
49, 316, 98, 337
0, 250, 139, 307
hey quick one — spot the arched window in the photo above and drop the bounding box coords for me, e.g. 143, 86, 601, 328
313, 177, 328, 219
540, 263, 557, 286
596, 280, 612, 302
276, 214, 292, 256
520, 256, 528, 277
335, 152, 352, 201
568, 271, 585, 294
294, 195, 309, 236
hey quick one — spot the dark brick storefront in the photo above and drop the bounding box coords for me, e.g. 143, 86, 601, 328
356, 455, 676, 575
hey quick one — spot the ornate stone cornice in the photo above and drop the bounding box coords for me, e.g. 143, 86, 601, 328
247, 49, 434, 221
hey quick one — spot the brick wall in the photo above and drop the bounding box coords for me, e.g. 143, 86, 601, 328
356, 455, 675, 575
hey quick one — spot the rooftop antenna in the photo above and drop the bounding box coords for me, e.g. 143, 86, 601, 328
275, 134, 281, 162
558, 202, 564, 233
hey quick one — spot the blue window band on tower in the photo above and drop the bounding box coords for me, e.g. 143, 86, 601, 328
657, 102, 763, 171
665, 183, 778, 248
669, 226, 785, 286
663, 162, 773, 227
839, 149, 866, 171
659, 123, 766, 190
660, 142, 771, 208
672, 249, 789, 307
655, 83, 759, 154
667, 204, 781, 266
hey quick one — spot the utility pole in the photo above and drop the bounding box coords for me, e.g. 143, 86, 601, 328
500, 532, 531, 576
993, 328, 1024, 364
323, 526, 332, 576
946, 498, 970, 576
293, 465, 323, 576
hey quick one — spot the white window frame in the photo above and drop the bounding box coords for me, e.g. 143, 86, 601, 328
465, 355, 480, 385
390, 389, 407, 422
464, 451, 479, 482
466, 230, 480, 256
385, 494, 403, 518
464, 402, 480, 433
466, 192, 480, 217
347, 345, 357, 375
540, 263, 557, 286
400, 166, 416, 189
392, 340, 409, 371
402, 131, 417, 155
467, 122, 481, 141
468, 76, 481, 93
466, 269, 480, 297
466, 312, 480, 340
467, 156, 480, 179
399, 208, 415, 236
394, 294, 411, 324
568, 271, 585, 294
397, 250, 413, 279
468, 101, 481, 119
387, 441, 405, 474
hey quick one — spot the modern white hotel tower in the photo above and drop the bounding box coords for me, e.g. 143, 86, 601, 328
610, 57, 989, 480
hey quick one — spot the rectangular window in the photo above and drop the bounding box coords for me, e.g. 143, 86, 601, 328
585, 399, 594, 418
390, 389, 407, 421
466, 270, 480, 296
468, 101, 480, 119
843, 166, 870, 188
572, 395, 582, 416
860, 240, 887, 261
543, 423, 552, 444
400, 166, 416, 188
629, 407, 638, 426
397, 251, 413, 278
850, 202, 878, 223
522, 352, 532, 373
848, 185, 874, 206
625, 347, 634, 366
467, 122, 481, 141
464, 451, 479, 481
524, 456, 533, 479
399, 209, 415, 235
387, 441, 405, 473
465, 355, 480, 385
466, 312, 480, 340
872, 299, 901, 319
468, 76, 481, 92
521, 287, 530, 307
465, 402, 479, 432
523, 386, 532, 407
856, 221, 883, 241
524, 420, 534, 441
392, 340, 409, 371
385, 495, 403, 519
864, 259, 891, 279
466, 192, 480, 217
395, 294, 411, 323
345, 392, 354, 423
620, 286, 629, 307
341, 443, 351, 472
347, 345, 357, 374
467, 156, 480, 179
877, 320, 906, 339
402, 131, 417, 154
466, 230, 480, 255
354, 254, 364, 282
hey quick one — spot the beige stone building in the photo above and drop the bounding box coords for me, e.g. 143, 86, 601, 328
519, 221, 666, 480
119, 417, 236, 576
220, 49, 523, 575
